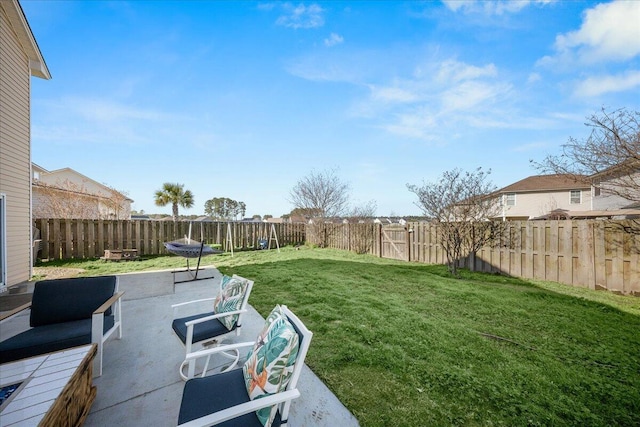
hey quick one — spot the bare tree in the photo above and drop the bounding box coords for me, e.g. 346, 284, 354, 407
102, 186, 131, 219
348, 200, 377, 220
347, 200, 378, 254
289, 169, 351, 247
408, 168, 504, 276
33, 181, 131, 219
286, 207, 322, 222
289, 169, 350, 219
533, 107, 640, 202
33, 180, 99, 219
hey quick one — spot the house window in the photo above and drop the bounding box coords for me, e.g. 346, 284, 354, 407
570, 190, 581, 204
504, 193, 516, 206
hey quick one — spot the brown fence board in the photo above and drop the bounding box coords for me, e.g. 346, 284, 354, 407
559, 221, 573, 285
33, 218, 638, 295
318, 219, 639, 295
34, 219, 305, 261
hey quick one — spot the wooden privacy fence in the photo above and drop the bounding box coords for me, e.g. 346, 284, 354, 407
34, 219, 305, 260
320, 220, 640, 295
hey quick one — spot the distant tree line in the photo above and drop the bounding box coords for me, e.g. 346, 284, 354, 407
204, 197, 246, 220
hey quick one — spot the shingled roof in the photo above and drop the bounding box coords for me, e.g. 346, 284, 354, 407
498, 174, 590, 193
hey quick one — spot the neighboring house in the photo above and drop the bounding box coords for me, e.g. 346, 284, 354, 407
131, 214, 151, 220
265, 217, 284, 224
493, 174, 592, 221
32, 163, 133, 219
590, 162, 640, 211
193, 216, 213, 222
0, 0, 51, 290
373, 217, 408, 225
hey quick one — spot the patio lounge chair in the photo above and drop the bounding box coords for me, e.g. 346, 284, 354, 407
0, 275, 123, 377
171, 275, 254, 380
177, 304, 312, 427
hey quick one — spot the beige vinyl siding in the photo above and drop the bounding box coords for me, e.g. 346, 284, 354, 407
0, 6, 32, 286
501, 190, 592, 219
593, 171, 640, 210
34, 168, 133, 219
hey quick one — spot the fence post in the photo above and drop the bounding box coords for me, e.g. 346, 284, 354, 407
406, 226, 411, 262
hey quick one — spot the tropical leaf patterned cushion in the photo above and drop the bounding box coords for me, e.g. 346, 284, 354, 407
214, 275, 249, 331
243, 305, 300, 427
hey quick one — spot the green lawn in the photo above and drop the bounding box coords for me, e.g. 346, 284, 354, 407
36, 247, 640, 426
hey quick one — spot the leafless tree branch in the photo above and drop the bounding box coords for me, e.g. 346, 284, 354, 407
408, 167, 505, 276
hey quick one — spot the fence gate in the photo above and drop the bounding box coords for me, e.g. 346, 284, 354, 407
380, 225, 409, 261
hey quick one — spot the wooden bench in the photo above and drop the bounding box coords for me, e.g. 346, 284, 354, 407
102, 249, 138, 261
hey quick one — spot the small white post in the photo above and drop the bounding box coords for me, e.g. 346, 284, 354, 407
269, 223, 280, 252
226, 222, 234, 257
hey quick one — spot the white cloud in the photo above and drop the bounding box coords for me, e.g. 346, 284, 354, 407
436, 60, 497, 84
32, 97, 180, 145
541, 1, 640, 66
324, 32, 344, 47
58, 97, 169, 122
369, 85, 419, 103
381, 107, 439, 140
574, 70, 640, 98
287, 60, 356, 82
361, 59, 516, 141
275, 3, 325, 29
527, 72, 541, 84
441, 80, 511, 112
443, 0, 555, 16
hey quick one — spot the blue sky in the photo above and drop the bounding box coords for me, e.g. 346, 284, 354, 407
22, 0, 640, 218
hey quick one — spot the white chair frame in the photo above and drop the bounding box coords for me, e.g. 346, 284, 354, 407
91, 277, 123, 376
177, 305, 313, 427
171, 275, 254, 380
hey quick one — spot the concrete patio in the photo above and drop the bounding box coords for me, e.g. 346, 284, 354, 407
1, 267, 359, 427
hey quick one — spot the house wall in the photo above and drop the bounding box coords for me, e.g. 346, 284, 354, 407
0, 5, 32, 286
37, 169, 107, 195
500, 189, 592, 219
592, 171, 640, 210
592, 192, 633, 211
34, 169, 132, 219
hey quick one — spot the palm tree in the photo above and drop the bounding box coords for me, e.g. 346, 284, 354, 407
154, 183, 194, 221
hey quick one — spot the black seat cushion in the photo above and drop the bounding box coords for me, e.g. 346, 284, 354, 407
0, 315, 115, 364
30, 276, 117, 326
172, 312, 236, 345
178, 369, 281, 427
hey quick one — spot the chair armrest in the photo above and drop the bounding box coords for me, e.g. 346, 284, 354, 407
185, 341, 256, 362
172, 298, 217, 309
93, 291, 125, 315
0, 302, 31, 323
184, 309, 247, 327
177, 389, 301, 427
